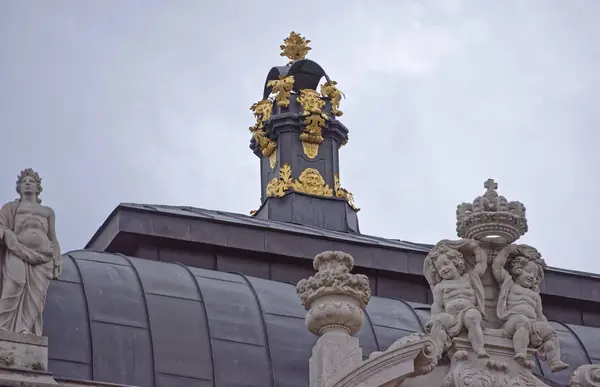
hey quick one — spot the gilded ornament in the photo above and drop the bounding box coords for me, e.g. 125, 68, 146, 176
249, 209, 257, 216
268, 152, 276, 169
266, 163, 292, 197
249, 99, 277, 157
292, 168, 333, 197
297, 89, 327, 159
280, 31, 311, 64
320, 80, 345, 117
334, 174, 360, 212
267, 75, 295, 108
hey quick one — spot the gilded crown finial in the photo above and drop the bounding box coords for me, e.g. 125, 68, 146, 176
456, 178, 528, 244
280, 31, 311, 64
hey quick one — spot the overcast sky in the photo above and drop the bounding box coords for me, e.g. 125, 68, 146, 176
1, 1, 599, 273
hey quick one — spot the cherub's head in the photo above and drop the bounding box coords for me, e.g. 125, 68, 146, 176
16, 168, 42, 203
429, 245, 465, 282
508, 256, 544, 289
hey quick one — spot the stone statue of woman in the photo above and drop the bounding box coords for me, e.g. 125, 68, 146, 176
0, 168, 62, 336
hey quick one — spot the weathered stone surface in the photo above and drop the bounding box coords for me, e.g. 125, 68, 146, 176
569, 364, 600, 387
423, 239, 488, 361
0, 330, 48, 371
0, 169, 62, 336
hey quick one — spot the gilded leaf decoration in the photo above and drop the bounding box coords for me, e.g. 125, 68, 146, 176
320, 80, 344, 117
280, 31, 311, 64
334, 174, 359, 212
266, 164, 292, 197
267, 75, 295, 108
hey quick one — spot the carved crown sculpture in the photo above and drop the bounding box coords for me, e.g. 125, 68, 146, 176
456, 178, 528, 244
296, 251, 370, 336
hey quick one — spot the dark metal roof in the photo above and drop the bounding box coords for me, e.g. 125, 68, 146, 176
87, 203, 432, 253
44, 250, 599, 387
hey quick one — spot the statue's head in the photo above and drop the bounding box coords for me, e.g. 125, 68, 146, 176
16, 168, 42, 203
428, 245, 465, 282
508, 255, 544, 289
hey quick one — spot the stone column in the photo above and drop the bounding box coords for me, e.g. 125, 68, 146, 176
296, 251, 371, 387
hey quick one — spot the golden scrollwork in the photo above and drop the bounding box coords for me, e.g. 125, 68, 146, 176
249, 99, 277, 162
334, 174, 360, 212
267, 75, 295, 108
266, 163, 292, 197
297, 89, 327, 159
292, 168, 333, 197
320, 80, 345, 117
280, 31, 311, 64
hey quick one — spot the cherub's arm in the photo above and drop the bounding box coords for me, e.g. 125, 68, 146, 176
430, 284, 444, 320
535, 293, 548, 322
492, 245, 512, 283
468, 240, 488, 277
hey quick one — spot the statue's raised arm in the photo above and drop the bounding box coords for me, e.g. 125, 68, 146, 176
492, 244, 514, 284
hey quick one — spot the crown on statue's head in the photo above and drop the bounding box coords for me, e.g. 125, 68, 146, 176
456, 178, 528, 244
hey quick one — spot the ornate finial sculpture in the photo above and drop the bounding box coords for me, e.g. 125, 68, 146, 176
456, 178, 527, 244
570, 365, 600, 387
248, 33, 358, 222
422, 179, 569, 387
0, 169, 62, 336
296, 251, 369, 336
493, 244, 568, 372
424, 240, 488, 361
280, 31, 312, 64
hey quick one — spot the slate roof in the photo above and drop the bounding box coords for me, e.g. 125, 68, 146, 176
88, 203, 432, 253
90, 203, 600, 280
44, 249, 600, 387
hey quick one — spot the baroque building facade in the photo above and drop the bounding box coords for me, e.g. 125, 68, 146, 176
0, 33, 599, 387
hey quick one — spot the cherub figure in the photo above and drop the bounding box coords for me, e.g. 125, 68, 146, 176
493, 244, 569, 372
424, 240, 488, 360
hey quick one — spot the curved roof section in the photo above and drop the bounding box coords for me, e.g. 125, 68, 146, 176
262, 59, 331, 100
43, 250, 598, 387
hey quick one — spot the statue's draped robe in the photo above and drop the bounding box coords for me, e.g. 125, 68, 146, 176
0, 200, 55, 335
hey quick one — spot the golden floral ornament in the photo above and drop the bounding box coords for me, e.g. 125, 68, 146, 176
280, 31, 311, 64
266, 163, 292, 198
320, 80, 345, 117
335, 174, 359, 212
292, 168, 333, 197
297, 89, 327, 159
249, 98, 277, 165
267, 75, 295, 108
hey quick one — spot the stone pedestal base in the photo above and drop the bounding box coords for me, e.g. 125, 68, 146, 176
444, 331, 550, 387
0, 330, 48, 372
0, 331, 134, 387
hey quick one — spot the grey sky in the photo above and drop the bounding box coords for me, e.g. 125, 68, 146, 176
1, 1, 599, 273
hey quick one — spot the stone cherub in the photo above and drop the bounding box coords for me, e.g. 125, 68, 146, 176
424, 240, 488, 360
493, 244, 568, 372
0, 168, 62, 335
